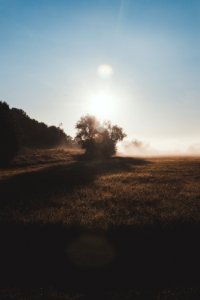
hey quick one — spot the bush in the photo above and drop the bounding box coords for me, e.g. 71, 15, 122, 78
75, 115, 126, 158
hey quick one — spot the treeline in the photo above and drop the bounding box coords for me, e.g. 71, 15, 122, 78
0, 101, 73, 165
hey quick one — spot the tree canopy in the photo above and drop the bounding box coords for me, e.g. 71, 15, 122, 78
75, 115, 126, 158
0, 101, 19, 166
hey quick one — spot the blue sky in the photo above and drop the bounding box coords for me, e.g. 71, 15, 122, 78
0, 0, 200, 151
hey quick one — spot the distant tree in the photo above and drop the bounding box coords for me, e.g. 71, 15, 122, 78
75, 115, 126, 158
0, 101, 19, 165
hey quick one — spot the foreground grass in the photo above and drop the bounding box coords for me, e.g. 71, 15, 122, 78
1, 151, 200, 227
1, 150, 200, 293
1, 288, 200, 300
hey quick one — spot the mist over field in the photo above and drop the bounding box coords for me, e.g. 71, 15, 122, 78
118, 139, 200, 157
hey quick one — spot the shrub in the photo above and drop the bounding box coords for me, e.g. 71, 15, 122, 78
75, 115, 126, 158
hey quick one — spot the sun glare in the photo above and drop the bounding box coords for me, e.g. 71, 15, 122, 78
88, 91, 116, 120
84, 63, 118, 120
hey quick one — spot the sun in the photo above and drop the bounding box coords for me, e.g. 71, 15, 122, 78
88, 91, 115, 120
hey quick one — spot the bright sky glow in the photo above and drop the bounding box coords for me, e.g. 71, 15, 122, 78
0, 0, 200, 151
87, 90, 117, 120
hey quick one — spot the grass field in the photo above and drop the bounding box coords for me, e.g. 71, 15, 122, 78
0, 149, 200, 298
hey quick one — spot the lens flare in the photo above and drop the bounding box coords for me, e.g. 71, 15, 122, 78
66, 234, 115, 267
97, 64, 113, 79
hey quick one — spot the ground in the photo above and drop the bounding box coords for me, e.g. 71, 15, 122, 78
0, 149, 200, 299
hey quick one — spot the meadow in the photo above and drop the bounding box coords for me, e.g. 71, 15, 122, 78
0, 149, 200, 299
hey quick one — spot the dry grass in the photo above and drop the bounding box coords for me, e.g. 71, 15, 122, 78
0, 288, 200, 300
1, 151, 200, 228
0, 147, 82, 180
1, 150, 200, 291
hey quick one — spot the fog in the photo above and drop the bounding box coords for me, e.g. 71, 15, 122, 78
118, 139, 200, 157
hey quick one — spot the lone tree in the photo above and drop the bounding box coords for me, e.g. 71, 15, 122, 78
75, 115, 126, 158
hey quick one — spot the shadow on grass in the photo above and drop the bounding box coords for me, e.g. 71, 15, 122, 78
1, 221, 200, 289
1, 156, 200, 290
0, 156, 149, 211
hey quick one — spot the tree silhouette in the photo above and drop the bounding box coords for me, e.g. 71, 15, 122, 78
75, 115, 126, 158
0, 102, 19, 165
0, 100, 74, 166
11, 107, 72, 148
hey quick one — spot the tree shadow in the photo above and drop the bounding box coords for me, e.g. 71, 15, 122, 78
0, 156, 150, 211
0, 156, 200, 290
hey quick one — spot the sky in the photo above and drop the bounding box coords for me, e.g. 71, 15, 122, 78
0, 0, 200, 152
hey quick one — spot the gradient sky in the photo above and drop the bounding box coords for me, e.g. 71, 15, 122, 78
0, 0, 200, 151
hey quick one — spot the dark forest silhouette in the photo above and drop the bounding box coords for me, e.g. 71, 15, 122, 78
0, 102, 19, 165
0, 101, 72, 165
